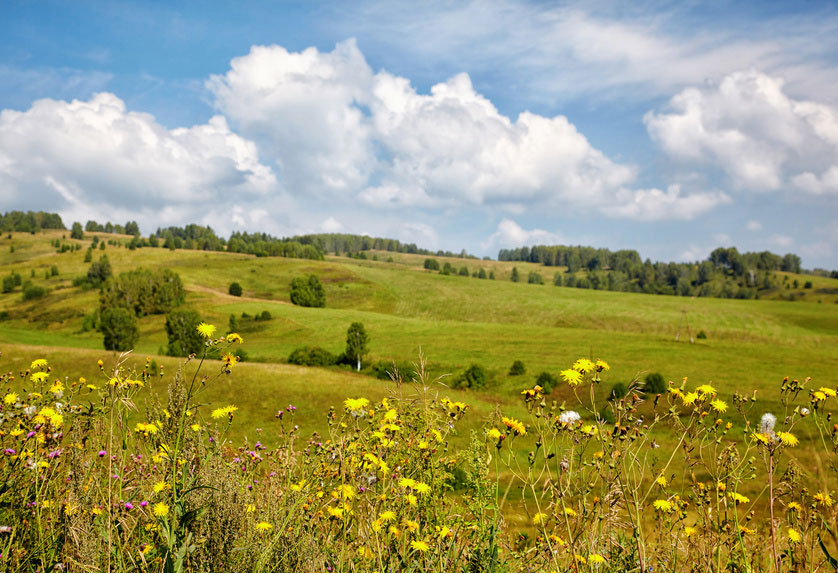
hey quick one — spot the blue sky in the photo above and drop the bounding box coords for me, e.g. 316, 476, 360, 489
1, 1, 837, 268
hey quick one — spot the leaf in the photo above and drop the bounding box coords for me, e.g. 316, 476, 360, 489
819, 534, 838, 569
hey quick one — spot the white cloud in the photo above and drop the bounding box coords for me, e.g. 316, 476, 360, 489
769, 233, 794, 248
481, 218, 563, 250
0, 92, 277, 233
645, 70, 838, 194
746, 220, 762, 231
207, 40, 723, 221
320, 216, 344, 232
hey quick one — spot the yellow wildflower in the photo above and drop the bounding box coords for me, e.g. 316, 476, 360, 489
3, 393, 18, 405
344, 397, 370, 412
563, 507, 577, 517
379, 510, 396, 522
752, 432, 771, 445
573, 358, 595, 373
383, 409, 398, 422
404, 519, 419, 532
30, 372, 48, 383
788, 502, 803, 512
819, 387, 837, 397
729, 492, 750, 505
813, 391, 827, 401
414, 482, 431, 495
339, 484, 356, 500
684, 526, 697, 538
406, 494, 418, 507
153, 481, 169, 494
696, 384, 717, 397
681, 392, 699, 406
196, 322, 216, 338
776, 431, 799, 447
560, 369, 583, 387
153, 502, 169, 517
532, 513, 548, 525
653, 499, 673, 512
410, 540, 429, 552
226, 333, 243, 343
816, 492, 834, 507
739, 525, 755, 535
788, 528, 802, 543
245, 504, 255, 513
595, 359, 610, 371
487, 428, 503, 440
588, 553, 606, 565
327, 507, 344, 519
255, 521, 273, 532
502, 416, 526, 436
211, 405, 238, 419
655, 476, 668, 487
30, 359, 48, 371
710, 399, 728, 413
399, 477, 416, 489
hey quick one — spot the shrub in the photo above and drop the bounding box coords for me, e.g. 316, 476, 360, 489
1, 275, 14, 293
229, 281, 243, 296
804, 280, 813, 289
424, 258, 440, 271
535, 371, 558, 393
508, 360, 526, 376
510, 267, 520, 282
454, 364, 487, 389
609, 382, 628, 401
21, 284, 47, 301
99, 268, 185, 316
458, 266, 469, 276
289, 274, 326, 307
527, 271, 543, 285
696, 330, 707, 339
643, 372, 667, 394
287, 346, 337, 367
100, 307, 139, 351
259, 310, 272, 321
86, 254, 112, 286
371, 360, 416, 380
164, 308, 204, 356
345, 322, 369, 371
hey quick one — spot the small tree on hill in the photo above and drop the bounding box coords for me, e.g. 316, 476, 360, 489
70, 222, 84, 240
510, 267, 520, 282
455, 364, 487, 389
229, 282, 243, 297
424, 258, 440, 271
289, 274, 326, 307
643, 372, 667, 395
345, 322, 369, 371
87, 254, 111, 286
165, 308, 204, 357
508, 360, 526, 376
100, 307, 139, 351
536, 371, 558, 393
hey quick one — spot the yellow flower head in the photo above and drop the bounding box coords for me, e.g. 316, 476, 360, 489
655, 476, 668, 487
815, 492, 834, 507
327, 507, 345, 519
3, 393, 18, 405
684, 526, 698, 538
339, 484, 356, 500
752, 432, 771, 445
256, 521, 273, 532
813, 391, 827, 401
152, 502, 169, 517
595, 359, 610, 372
226, 332, 243, 343
696, 384, 717, 397
344, 397, 370, 413
653, 499, 673, 513
788, 528, 802, 543
681, 392, 699, 406
406, 494, 418, 507
776, 431, 799, 447
588, 553, 606, 565
560, 369, 583, 387
30, 359, 49, 371
414, 482, 431, 495
211, 405, 238, 420
819, 387, 837, 397
196, 322, 216, 338
379, 510, 396, 522
487, 428, 503, 440
245, 504, 255, 513
502, 416, 526, 436
30, 372, 49, 383
153, 481, 170, 494
410, 540, 429, 552
532, 512, 549, 525
710, 399, 728, 413
729, 492, 750, 505
788, 501, 803, 512
399, 477, 416, 489
573, 358, 595, 373
563, 507, 577, 517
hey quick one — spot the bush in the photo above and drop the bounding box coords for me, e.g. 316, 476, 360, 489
165, 309, 204, 356
99, 268, 184, 316
535, 371, 558, 393
259, 310, 272, 321
371, 360, 416, 381
22, 284, 47, 301
804, 280, 813, 289
643, 372, 667, 395
454, 364, 487, 389
1, 275, 14, 293
510, 267, 520, 282
229, 282, 243, 296
458, 266, 469, 276
508, 360, 526, 376
289, 274, 326, 307
100, 307, 139, 351
609, 382, 628, 401
527, 272, 543, 285
696, 330, 707, 339
424, 258, 440, 271
288, 346, 337, 367
86, 254, 112, 286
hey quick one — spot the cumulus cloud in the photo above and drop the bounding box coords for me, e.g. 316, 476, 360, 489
481, 218, 563, 251
645, 70, 838, 194
208, 40, 722, 221
0, 92, 277, 230
746, 220, 762, 231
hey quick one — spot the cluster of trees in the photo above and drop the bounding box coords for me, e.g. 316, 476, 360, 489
288, 322, 369, 371
500, 244, 815, 299
289, 275, 326, 307
0, 211, 65, 233
424, 259, 495, 279
83, 220, 140, 236
293, 234, 477, 259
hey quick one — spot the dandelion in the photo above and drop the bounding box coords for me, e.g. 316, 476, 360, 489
595, 359, 610, 371
30, 358, 48, 371
502, 416, 526, 436
339, 484, 356, 500
710, 399, 728, 413
560, 369, 583, 387
404, 519, 419, 533
532, 512, 548, 525
344, 397, 370, 416
410, 540, 429, 552
813, 391, 827, 401
3, 393, 18, 405
588, 554, 606, 565
30, 372, 48, 383
815, 492, 834, 507
655, 476, 668, 487
819, 387, 837, 397
379, 510, 396, 522
226, 332, 243, 343
196, 322, 216, 338
406, 494, 418, 507
255, 521, 273, 532
211, 405, 238, 420
681, 392, 699, 406
684, 526, 698, 538
739, 525, 755, 535
327, 507, 344, 519
696, 384, 717, 397
787, 502, 802, 512
414, 482, 431, 495
752, 432, 771, 445
776, 431, 799, 446
573, 358, 595, 373
399, 477, 416, 489
563, 507, 577, 517
152, 502, 169, 517
153, 481, 169, 494
729, 492, 750, 505
653, 499, 674, 513
487, 428, 503, 440
788, 528, 802, 543
558, 410, 581, 425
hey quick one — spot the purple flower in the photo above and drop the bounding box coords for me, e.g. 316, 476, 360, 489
139, 501, 148, 508
269, 472, 276, 478
27, 431, 36, 439
97, 450, 107, 457
3, 449, 15, 456
124, 503, 133, 510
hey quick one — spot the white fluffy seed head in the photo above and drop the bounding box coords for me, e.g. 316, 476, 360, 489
759, 413, 777, 434
559, 410, 581, 425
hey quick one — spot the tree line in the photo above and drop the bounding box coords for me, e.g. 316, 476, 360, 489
0, 211, 65, 233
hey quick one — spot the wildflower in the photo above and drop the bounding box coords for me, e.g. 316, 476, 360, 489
502, 416, 526, 436
575, 555, 588, 565
414, 482, 431, 495
696, 384, 717, 397
153, 481, 169, 494
226, 332, 243, 343
404, 519, 419, 533
30, 372, 48, 383
560, 369, 583, 387
787, 502, 803, 512
558, 410, 581, 425
418, 440, 429, 449
573, 358, 595, 373
729, 492, 750, 505
581, 424, 598, 436
819, 387, 837, 397
255, 521, 273, 532
759, 413, 777, 435
410, 540, 429, 552
383, 408, 398, 422
327, 507, 344, 519
211, 405, 238, 420
563, 507, 577, 517
152, 502, 169, 518
653, 499, 673, 513
752, 432, 771, 445
97, 359, 103, 367
124, 502, 133, 510
655, 476, 668, 487
399, 477, 416, 489
190, 423, 201, 431
681, 392, 699, 406
684, 526, 697, 538
91, 507, 103, 516
196, 322, 216, 338
379, 510, 396, 522
813, 391, 827, 401
788, 528, 802, 543
710, 399, 728, 413
246, 504, 255, 513
344, 397, 370, 416
134, 422, 159, 436
339, 484, 356, 500
776, 431, 799, 447
437, 525, 454, 539
532, 512, 549, 525
521, 387, 543, 401
800, 407, 810, 416
221, 353, 238, 367
815, 492, 834, 507
30, 359, 48, 371
739, 525, 755, 535
406, 494, 418, 507
487, 428, 503, 440
3, 393, 18, 405
588, 554, 606, 565
595, 359, 610, 371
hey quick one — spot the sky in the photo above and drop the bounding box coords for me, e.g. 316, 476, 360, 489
1, 1, 837, 268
